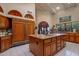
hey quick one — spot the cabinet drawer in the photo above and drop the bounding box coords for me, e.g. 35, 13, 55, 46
52, 37, 56, 42
70, 36, 75, 42
69, 33, 75, 36
57, 36, 61, 39
57, 39, 61, 43
44, 39, 51, 44
76, 33, 79, 36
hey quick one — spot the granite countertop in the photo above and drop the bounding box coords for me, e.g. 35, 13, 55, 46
29, 33, 66, 40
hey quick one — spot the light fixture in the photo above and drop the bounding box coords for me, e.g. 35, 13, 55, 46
56, 6, 60, 10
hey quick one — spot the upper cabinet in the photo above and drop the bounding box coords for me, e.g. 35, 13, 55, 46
0, 15, 9, 29
8, 10, 22, 17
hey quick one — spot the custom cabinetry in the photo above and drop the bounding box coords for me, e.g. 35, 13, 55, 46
12, 19, 25, 45
0, 15, 9, 29
75, 33, 79, 43
0, 36, 12, 52
51, 38, 56, 55
25, 20, 35, 40
69, 33, 75, 42
44, 39, 51, 56
56, 36, 61, 51
29, 37, 43, 56
29, 33, 66, 56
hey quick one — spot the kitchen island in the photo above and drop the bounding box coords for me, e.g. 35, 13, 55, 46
29, 33, 67, 56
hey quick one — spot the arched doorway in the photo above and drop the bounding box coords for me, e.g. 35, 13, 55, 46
38, 21, 49, 34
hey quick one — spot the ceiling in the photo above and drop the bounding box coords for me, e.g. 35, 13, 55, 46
36, 3, 79, 14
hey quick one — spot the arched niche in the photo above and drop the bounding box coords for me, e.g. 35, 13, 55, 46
24, 14, 34, 19
38, 21, 49, 28
0, 6, 4, 13
8, 10, 22, 17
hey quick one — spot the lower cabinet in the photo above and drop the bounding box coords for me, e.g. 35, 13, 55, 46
75, 36, 79, 43
66, 33, 79, 43
61, 35, 66, 48
12, 19, 25, 45
29, 35, 66, 56
44, 43, 51, 56
69, 35, 75, 42
0, 36, 12, 52
64, 34, 69, 41
61, 38, 65, 48
29, 37, 43, 56
51, 39, 56, 55
56, 36, 61, 51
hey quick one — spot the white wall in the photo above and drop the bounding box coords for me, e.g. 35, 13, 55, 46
36, 10, 54, 29
55, 7, 79, 23
0, 3, 35, 20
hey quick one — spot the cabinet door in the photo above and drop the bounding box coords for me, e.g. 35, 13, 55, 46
61, 39, 64, 48
51, 41, 56, 55
44, 39, 51, 56
25, 20, 35, 40
69, 35, 75, 42
75, 36, 79, 43
0, 15, 9, 28
1, 36, 11, 51
56, 37, 61, 51
44, 43, 51, 56
64, 35, 69, 41
12, 19, 25, 43
61, 35, 66, 48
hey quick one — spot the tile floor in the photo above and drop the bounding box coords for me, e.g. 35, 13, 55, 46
0, 42, 79, 56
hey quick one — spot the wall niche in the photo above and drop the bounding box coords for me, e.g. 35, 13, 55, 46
25, 14, 34, 19
8, 10, 22, 17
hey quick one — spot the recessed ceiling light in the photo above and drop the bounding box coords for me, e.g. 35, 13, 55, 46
56, 6, 60, 10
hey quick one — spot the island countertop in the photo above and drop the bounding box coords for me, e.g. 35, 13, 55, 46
29, 33, 66, 40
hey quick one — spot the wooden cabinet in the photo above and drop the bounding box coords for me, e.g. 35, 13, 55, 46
29, 37, 43, 56
0, 36, 11, 52
25, 20, 35, 40
44, 39, 51, 56
61, 35, 66, 48
64, 33, 69, 41
75, 33, 79, 43
44, 38, 56, 56
66, 33, 75, 42
65, 33, 79, 44
0, 15, 9, 29
69, 33, 75, 42
29, 33, 66, 56
75, 36, 79, 43
51, 38, 56, 55
56, 36, 61, 51
12, 19, 25, 44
